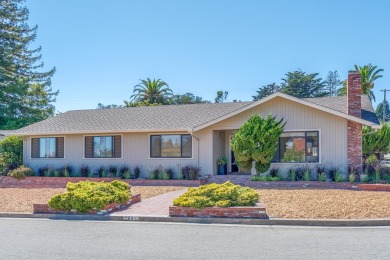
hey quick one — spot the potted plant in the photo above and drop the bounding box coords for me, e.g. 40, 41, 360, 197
217, 156, 227, 175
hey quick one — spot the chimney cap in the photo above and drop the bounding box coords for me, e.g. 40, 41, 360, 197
348, 70, 360, 74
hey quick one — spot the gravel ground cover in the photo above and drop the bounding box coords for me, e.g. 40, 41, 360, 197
257, 189, 390, 219
0, 186, 186, 213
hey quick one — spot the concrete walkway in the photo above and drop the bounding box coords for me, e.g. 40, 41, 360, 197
111, 189, 187, 217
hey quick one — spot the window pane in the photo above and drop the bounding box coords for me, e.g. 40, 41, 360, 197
306, 132, 319, 162
93, 136, 113, 158
39, 138, 57, 158
150, 136, 161, 157
181, 135, 192, 157
280, 132, 306, 163
271, 141, 280, 162
161, 135, 181, 157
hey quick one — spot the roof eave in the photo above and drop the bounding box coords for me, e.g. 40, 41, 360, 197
192, 92, 380, 131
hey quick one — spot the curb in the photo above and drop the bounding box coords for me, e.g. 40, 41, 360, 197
1, 212, 390, 226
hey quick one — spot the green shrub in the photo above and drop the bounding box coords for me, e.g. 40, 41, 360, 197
318, 172, 326, 182
173, 181, 259, 209
303, 169, 311, 181
251, 175, 281, 181
288, 168, 296, 181
334, 170, 344, 182
48, 180, 131, 213
349, 173, 356, 183
363, 124, 390, 159
149, 169, 158, 179
108, 165, 118, 178
165, 167, 175, 180
7, 166, 33, 179
231, 114, 285, 173
0, 136, 23, 175
123, 171, 131, 179
119, 165, 129, 179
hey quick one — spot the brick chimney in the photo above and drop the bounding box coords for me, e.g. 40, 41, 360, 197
347, 70, 362, 170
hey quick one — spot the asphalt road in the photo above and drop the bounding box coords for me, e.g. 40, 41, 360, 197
0, 218, 389, 260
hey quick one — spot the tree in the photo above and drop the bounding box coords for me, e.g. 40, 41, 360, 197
324, 70, 341, 97
215, 91, 228, 103
362, 124, 390, 160
97, 103, 123, 109
280, 70, 327, 98
130, 78, 173, 104
170, 93, 209, 105
355, 64, 383, 102
0, 136, 23, 175
252, 83, 280, 101
376, 101, 390, 123
0, 0, 57, 129
231, 114, 285, 174
337, 64, 383, 101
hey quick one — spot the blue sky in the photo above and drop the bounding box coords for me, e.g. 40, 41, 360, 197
26, 0, 390, 112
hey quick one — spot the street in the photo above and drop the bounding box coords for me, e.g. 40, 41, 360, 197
0, 218, 389, 259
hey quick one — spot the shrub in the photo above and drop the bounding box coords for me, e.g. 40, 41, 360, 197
316, 165, 326, 181
97, 166, 106, 178
133, 165, 141, 179
58, 165, 73, 177
38, 166, 50, 177
80, 165, 90, 178
123, 171, 131, 179
349, 173, 356, 183
48, 180, 131, 213
288, 168, 296, 181
173, 181, 259, 209
119, 165, 129, 179
269, 168, 279, 178
108, 165, 118, 178
0, 136, 23, 175
231, 114, 285, 173
54, 170, 60, 177
327, 167, 338, 182
334, 170, 344, 182
177, 170, 184, 180
149, 168, 159, 179
318, 172, 326, 182
165, 167, 175, 180
363, 124, 390, 159
251, 175, 281, 181
182, 165, 201, 180
7, 166, 33, 179
160, 172, 170, 180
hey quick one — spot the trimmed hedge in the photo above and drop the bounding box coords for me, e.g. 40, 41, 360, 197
173, 181, 259, 209
48, 180, 131, 213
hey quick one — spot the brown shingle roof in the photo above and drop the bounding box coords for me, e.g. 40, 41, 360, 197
12, 94, 379, 135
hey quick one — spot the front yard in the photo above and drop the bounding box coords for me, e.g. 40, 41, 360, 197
1, 187, 389, 219
258, 189, 390, 219
0, 186, 186, 213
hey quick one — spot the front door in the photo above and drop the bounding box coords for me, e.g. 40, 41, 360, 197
229, 135, 239, 173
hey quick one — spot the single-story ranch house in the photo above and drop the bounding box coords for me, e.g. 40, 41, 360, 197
11, 71, 380, 176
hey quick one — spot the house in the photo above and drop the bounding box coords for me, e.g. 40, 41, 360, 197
0, 130, 11, 141
11, 71, 380, 176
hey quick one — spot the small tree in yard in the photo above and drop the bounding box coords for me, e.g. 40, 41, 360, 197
231, 115, 285, 174
0, 136, 23, 175
362, 124, 390, 160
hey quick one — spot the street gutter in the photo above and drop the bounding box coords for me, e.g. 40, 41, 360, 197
1, 212, 390, 226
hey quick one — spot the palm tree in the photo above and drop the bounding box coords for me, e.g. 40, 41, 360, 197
130, 78, 173, 104
354, 64, 383, 102
337, 64, 383, 101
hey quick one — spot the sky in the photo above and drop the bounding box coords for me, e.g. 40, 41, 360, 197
25, 0, 390, 112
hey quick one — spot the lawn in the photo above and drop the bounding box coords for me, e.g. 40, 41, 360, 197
258, 189, 390, 219
0, 186, 186, 213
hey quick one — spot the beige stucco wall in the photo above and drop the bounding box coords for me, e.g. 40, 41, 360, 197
23, 96, 350, 176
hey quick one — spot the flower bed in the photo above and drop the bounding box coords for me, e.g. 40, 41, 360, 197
170, 181, 267, 219
33, 194, 141, 215
0, 176, 204, 188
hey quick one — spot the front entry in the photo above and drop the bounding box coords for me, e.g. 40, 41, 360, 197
229, 135, 239, 173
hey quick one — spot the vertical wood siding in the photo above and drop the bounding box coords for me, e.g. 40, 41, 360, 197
23, 96, 349, 176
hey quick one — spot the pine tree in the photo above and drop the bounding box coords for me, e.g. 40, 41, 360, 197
0, 0, 57, 129
281, 70, 327, 98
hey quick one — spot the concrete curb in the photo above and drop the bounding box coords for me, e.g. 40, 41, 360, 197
1, 212, 390, 226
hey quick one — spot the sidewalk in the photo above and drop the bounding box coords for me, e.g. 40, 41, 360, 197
110, 189, 187, 217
